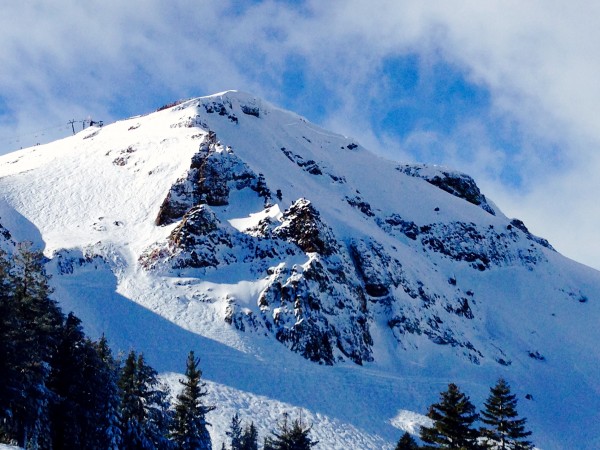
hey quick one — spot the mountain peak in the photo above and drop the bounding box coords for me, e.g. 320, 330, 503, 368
0, 92, 598, 449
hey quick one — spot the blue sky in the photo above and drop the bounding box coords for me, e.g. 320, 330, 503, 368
2, 0, 600, 269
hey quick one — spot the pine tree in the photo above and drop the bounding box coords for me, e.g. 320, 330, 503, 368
171, 350, 215, 450
7, 243, 63, 448
240, 422, 258, 450
420, 383, 480, 450
0, 249, 18, 443
119, 351, 173, 449
480, 379, 533, 450
93, 335, 122, 450
48, 313, 89, 449
0, 243, 121, 449
395, 431, 418, 450
226, 413, 243, 450
265, 413, 318, 450
119, 351, 147, 449
49, 316, 125, 450
263, 436, 276, 450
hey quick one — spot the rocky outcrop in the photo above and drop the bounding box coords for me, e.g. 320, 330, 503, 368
255, 253, 373, 365
167, 205, 236, 269
230, 199, 373, 365
280, 147, 346, 184
398, 164, 496, 215
508, 219, 554, 250
380, 216, 548, 270
145, 196, 375, 365
349, 239, 403, 298
273, 199, 338, 256
142, 204, 293, 273
155, 132, 263, 226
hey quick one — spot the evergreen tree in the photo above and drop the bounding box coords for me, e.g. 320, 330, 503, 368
141, 358, 174, 450
0, 249, 18, 443
5, 243, 63, 448
263, 436, 276, 450
480, 379, 533, 450
49, 315, 124, 450
48, 312, 90, 449
265, 413, 318, 450
93, 335, 122, 450
240, 422, 258, 450
226, 413, 243, 450
119, 351, 173, 449
171, 351, 215, 450
119, 351, 147, 449
0, 242, 122, 449
420, 383, 480, 450
395, 431, 418, 450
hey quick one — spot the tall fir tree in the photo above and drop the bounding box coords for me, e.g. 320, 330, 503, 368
119, 351, 173, 449
48, 312, 90, 449
119, 351, 147, 449
420, 383, 480, 450
0, 249, 17, 443
93, 335, 123, 450
395, 431, 418, 450
226, 413, 243, 450
171, 350, 215, 450
6, 243, 63, 448
49, 314, 124, 450
264, 413, 318, 450
240, 422, 259, 450
480, 379, 533, 450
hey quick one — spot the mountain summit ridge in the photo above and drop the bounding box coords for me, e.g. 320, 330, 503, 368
0, 91, 598, 449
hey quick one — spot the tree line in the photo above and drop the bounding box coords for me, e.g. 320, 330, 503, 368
396, 380, 533, 450
0, 243, 209, 448
0, 243, 318, 450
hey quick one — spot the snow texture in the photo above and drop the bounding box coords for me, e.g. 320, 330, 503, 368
0, 91, 599, 449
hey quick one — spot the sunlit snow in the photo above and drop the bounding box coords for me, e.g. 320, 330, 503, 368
0, 91, 598, 449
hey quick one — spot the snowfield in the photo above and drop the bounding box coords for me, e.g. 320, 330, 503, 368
0, 91, 599, 449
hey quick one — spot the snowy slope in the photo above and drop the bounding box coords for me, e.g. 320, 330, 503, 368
0, 91, 599, 449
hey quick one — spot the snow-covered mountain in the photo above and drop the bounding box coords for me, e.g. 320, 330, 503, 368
1, 91, 599, 449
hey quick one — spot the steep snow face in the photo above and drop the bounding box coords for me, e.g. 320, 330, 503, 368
0, 91, 599, 449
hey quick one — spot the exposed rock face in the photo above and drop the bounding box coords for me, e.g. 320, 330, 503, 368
155, 132, 263, 226
144, 196, 375, 365
509, 218, 554, 249
272, 199, 337, 256
167, 205, 235, 269
142, 141, 559, 367
279, 147, 346, 183
139, 104, 560, 368
398, 164, 496, 215
141, 204, 291, 273
264, 202, 374, 364
255, 255, 373, 365
420, 221, 548, 270
380, 215, 549, 271
349, 239, 402, 298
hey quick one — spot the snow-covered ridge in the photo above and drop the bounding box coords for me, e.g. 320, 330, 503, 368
0, 91, 599, 449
